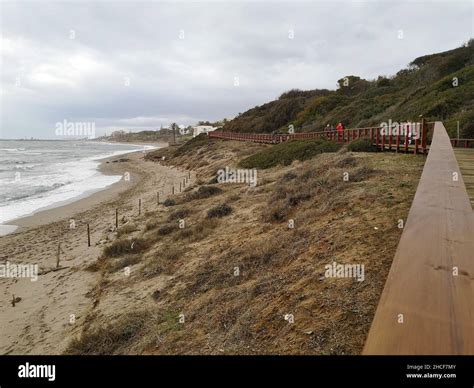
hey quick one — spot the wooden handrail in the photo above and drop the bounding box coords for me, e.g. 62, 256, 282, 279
209, 125, 473, 153
363, 122, 474, 354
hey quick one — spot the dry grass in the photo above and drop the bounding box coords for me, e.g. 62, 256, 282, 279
103, 237, 150, 258
106, 254, 142, 273
65, 309, 183, 355
141, 245, 186, 278
116, 223, 138, 237
73, 138, 425, 355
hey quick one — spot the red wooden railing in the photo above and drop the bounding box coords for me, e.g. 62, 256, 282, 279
208, 120, 442, 154
451, 139, 474, 148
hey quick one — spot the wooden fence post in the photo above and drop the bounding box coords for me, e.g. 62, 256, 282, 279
139, 199, 142, 215
56, 243, 61, 268
115, 208, 118, 229
87, 224, 91, 247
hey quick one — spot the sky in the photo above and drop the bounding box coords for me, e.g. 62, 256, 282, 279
0, 0, 473, 139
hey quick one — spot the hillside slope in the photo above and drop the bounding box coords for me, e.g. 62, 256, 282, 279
66, 138, 424, 355
223, 40, 474, 138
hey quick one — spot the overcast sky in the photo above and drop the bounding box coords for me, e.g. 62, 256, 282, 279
1, 0, 472, 139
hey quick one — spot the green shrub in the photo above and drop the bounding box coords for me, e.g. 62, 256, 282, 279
163, 199, 176, 207
239, 139, 341, 169
167, 208, 191, 221
158, 223, 176, 236
187, 185, 222, 200
347, 137, 378, 152
207, 203, 233, 218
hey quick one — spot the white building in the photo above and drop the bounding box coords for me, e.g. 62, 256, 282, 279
179, 126, 192, 135
192, 125, 218, 138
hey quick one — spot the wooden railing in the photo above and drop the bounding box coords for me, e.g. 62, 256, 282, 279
208, 121, 435, 154
363, 122, 474, 354
451, 138, 474, 148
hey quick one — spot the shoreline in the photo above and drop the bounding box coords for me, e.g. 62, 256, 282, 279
0, 144, 193, 354
0, 141, 167, 234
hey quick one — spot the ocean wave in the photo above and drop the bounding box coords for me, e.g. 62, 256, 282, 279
0, 142, 161, 224
13, 164, 39, 170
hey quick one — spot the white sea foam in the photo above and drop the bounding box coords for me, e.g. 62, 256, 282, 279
0, 143, 158, 225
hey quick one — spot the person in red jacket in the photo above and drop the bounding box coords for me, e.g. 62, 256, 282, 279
336, 122, 344, 140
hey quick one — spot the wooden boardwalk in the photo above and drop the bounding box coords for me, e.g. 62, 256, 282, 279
454, 148, 474, 209
209, 123, 431, 154
363, 122, 474, 355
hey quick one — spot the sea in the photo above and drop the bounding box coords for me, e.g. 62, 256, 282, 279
0, 140, 157, 234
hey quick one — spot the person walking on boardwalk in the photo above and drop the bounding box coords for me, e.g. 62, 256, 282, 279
336, 122, 344, 141
325, 124, 331, 138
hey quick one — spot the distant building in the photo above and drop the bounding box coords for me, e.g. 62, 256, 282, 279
192, 125, 218, 137
179, 126, 192, 136
111, 130, 127, 138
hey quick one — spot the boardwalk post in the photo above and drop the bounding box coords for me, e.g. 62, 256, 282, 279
421, 118, 428, 154
87, 223, 91, 247
405, 125, 409, 153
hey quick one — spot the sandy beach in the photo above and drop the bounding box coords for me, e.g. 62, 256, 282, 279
0, 144, 194, 354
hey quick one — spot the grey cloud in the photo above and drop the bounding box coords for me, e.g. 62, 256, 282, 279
1, 0, 472, 138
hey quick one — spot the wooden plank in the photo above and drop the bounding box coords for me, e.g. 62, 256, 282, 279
363, 122, 474, 355
454, 148, 474, 209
